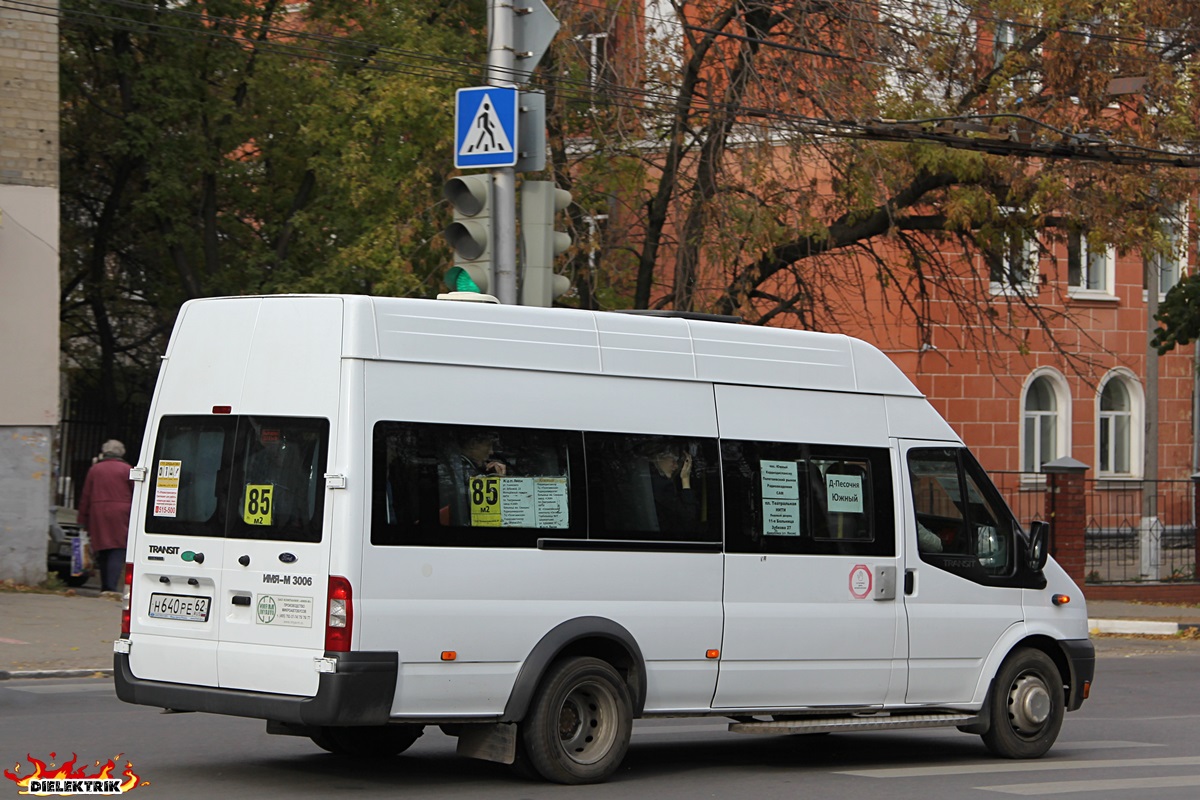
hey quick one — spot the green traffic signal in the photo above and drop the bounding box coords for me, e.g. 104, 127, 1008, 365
444, 264, 489, 295
443, 174, 493, 295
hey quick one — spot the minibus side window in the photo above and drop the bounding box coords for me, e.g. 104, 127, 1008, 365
144, 416, 236, 538
583, 433, 721, 543
722, 440, 894, 557
908, 448, 1014, 579
371, 422, 585, 547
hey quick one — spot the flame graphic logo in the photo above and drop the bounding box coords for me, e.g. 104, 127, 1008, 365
3, 753, 147, 795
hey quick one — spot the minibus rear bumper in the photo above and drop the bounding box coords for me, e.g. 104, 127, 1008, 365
1062, 638, 1095, 711
113, 650, 397, 726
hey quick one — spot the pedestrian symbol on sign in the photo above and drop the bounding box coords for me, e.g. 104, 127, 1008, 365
463, 96, 512, 155
455, 86, 518, 168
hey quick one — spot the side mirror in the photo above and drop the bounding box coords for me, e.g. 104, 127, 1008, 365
1027, 520, 1050, 573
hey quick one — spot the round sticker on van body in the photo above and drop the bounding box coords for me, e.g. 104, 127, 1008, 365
849, 563, 872, 599
256, 594, 313, 627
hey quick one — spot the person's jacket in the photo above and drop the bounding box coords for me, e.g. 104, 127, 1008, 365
77, 456, 134, 551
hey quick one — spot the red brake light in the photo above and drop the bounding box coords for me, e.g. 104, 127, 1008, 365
212, 405, 232, 414
325, 576, 353, 652
120, 563, 134, 637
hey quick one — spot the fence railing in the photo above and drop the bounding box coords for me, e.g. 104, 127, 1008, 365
1080, 479, 1197, 584
993, 471, 1199, 585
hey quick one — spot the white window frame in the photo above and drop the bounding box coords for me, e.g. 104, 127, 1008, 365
584, 213, 609, 272
643, 0, 682, 98
576, 31, 612, 91
1146, 202, 1189, 300
988, 210, 1040, 296
1021, 369, 1070, 475
1095, 369, 1144, 479
1067, 231, 1116, 299
993, 17, 1043, 96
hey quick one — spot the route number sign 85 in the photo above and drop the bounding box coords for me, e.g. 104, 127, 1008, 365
244, 484, 274, 526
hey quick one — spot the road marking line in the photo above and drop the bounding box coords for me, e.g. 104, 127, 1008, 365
0, 637, 29, 644
979, 775, 1200, 795
8, 683, 115, 694
837, 756, 1200, 778
1058, 741, 1162, 750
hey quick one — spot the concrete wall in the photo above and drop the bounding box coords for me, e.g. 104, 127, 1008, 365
1, 1, 59, 583
1, 0, 59, 187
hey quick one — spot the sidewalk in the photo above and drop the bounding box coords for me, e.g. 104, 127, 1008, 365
1, 589, 1197, 680
0, 588, 122, 678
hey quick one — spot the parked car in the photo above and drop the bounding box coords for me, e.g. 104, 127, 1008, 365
48, 506, 90, 587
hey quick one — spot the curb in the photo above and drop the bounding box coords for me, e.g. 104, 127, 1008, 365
0, 669, 113, 681
1089, 618, 1200, 636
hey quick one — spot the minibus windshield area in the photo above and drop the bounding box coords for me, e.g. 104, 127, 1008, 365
144, 415, 329, 543
908, 447, 1014, 577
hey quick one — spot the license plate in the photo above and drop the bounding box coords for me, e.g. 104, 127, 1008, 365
148, 592, 211, 622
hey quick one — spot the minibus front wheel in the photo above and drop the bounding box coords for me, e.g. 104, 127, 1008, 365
521, 656, 633, 784
981, 647, 1064, 759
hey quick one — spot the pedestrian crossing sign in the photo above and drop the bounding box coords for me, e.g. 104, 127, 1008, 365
455, 86, 518, 169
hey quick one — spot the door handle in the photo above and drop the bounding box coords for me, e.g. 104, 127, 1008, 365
231, 595, 252, 607
904, 569, 915, 595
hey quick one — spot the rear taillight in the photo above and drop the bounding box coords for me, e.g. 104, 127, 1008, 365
120, 563, 133, 637
324, 576, 353, 652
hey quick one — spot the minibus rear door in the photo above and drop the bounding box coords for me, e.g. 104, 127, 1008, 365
214, 416, 332, 697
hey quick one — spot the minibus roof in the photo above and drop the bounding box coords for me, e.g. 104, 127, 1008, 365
180, 294, 925, 398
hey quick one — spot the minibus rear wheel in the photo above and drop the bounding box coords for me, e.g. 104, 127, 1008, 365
310, 724, 424, 758
521, 656, 633, 784
981, 647, 1064, 759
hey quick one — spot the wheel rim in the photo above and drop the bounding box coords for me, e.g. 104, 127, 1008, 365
555, 679, 619, 765
1007, 671, 1052, 737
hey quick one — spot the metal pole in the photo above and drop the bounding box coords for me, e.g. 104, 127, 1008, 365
488, 0, 517, 304
1143, 252, 1161, 579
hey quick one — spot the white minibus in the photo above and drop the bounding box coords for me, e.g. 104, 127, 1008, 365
114, 294, 1094, 784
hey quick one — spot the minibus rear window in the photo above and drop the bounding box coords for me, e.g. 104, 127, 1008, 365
145, 415, 329, 542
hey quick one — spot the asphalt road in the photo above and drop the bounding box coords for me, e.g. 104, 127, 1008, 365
2, 638, 1199, 799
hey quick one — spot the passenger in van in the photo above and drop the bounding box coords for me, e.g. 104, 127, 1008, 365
647, 443, 701, 536
917, 520, 944, 553
438, 430, 509, 526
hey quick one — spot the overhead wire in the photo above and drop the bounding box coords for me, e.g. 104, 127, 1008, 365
10, 0, 1200, 165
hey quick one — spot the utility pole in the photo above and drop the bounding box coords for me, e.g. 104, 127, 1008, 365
1143, 251, 1161, 580
488, 0, 518, 305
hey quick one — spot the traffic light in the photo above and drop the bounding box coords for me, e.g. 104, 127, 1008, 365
444, 174, 493, 295
520, 180, 572, 307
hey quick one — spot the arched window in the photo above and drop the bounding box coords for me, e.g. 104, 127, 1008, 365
1097, 371, 1142, 477
1021, 371, 1069, 472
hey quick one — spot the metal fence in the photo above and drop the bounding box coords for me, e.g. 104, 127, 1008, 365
1080, 479, 1197, 584
56, 395, 148, 509
992, 471, 1047, 532
993, 471, 1198, 585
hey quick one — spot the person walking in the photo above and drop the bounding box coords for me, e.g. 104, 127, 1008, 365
77, 439, 134, 594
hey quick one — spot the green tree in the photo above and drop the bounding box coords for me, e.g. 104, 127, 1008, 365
60, 0, 482, 425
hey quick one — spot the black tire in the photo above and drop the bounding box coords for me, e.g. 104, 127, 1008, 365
520, 656, 633, 784
980, 647, 1064, 759
310, 724, 424, 758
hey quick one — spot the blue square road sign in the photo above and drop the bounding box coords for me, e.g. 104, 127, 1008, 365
455, 86, 518, 169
